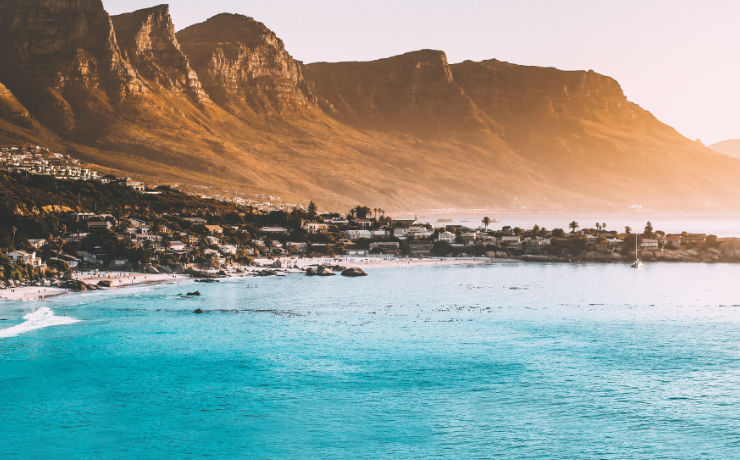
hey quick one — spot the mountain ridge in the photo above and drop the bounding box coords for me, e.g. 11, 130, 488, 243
0, 1, 739, 212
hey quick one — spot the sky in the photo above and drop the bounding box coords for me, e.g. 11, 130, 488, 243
105, 0, 740, 145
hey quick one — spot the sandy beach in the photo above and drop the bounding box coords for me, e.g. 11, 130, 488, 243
0, 272, 185, 302
0, 257, 502, 302
252, 255, 499, 270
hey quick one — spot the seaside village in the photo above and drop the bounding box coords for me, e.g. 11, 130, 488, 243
3, 145, 740, 291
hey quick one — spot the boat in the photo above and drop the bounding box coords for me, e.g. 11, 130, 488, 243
631, 236, 644, 268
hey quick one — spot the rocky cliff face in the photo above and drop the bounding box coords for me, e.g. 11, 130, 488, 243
112, 5, 208, 103
2, 2, 740, 212
306, 50, 496, 137
0, 0, 143, 137
177, 14, 314, 114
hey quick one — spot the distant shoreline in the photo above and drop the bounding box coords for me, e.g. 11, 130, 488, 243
2, 253, 739, 304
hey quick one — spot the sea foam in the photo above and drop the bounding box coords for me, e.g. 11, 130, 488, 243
0, 307, 80, 338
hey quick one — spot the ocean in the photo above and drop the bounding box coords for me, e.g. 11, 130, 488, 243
1, 262, 739, 458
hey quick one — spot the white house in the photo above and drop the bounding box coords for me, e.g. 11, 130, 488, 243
168, 241, 187, 252
641, 238, 660, 249
437, 231, 456, 243
8, 250, 41, 266
346, 229, 372, 240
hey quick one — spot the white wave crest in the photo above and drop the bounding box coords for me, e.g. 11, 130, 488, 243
0, 307, 80, 338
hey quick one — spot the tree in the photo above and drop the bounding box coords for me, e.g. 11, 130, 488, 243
595, 223, 602, 231
625, 226, 631, 235
307, 201, 317, 218
602, 222, 607, 231
644, 221, 653, 237
482, 216, 491, 230
569, 221, 579, 233
10, 226, 17, 249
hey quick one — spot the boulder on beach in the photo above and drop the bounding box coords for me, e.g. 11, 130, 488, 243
317, 266, 335, 276
341, 267, 368, 277
305, 267, 317, 276
97, 280, 113, 288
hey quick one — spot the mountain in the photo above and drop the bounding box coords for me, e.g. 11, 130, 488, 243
710, 139, 740, 159
177, 14, 314, 116
1, 1, 740, 212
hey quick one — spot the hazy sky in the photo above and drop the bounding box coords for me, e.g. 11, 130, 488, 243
106, 0, 740, 144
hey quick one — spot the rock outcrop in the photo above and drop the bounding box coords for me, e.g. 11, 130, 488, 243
112, 5, 208, 103
0, 0, 143, 136
306, 50, 496, 138
177, 14, 314, 114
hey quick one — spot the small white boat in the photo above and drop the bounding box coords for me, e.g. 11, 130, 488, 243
630, 236, 644, 268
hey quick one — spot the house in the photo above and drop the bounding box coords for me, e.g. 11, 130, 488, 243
125, 178, 145, 192
461, 232, 478, 246
8, 250, 41, 266
683, 234, 707, 245
182, 217, 207, 225
302, 222, 329, 234
500, 236, 522, 248
25, 238, 47, 249
407, 225, 433, 239
370, 229, 388, 238
369, 241, 401, 255
205, 225, 223, 235
346, 229, 372, 240
260, 226, 288, 235
219, 244, 237, 256
205, 235, 220, 246
479, 235, 498, 246
409, 240, 434, 257
640, 238, 659, 250
286, 242, 308, 253
168, 241, 187, 252
665, 235, 682, 247
87, 220, 112, 230
354, 219, 373, 228
437, 231, 456, 243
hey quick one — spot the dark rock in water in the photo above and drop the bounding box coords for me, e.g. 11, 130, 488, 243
254, 269, 277, 277
341, 267, 367, 277
317, 266, 335, 276
195, 278, 219, 283
305, 267, 317, 276
193, 308, 204, 314
97, 280, 112, 288
186, 291, 201, 296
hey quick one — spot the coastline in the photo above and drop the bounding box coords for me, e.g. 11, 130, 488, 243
0, 272, 186, 303
0, 257, 495, 303
1, 251, 736, 304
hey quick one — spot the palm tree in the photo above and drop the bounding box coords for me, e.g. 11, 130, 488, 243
625, 226, 631, 235
569, 221, 579, 233
482, 216, 491, 231
595, 223, 602, 231
10, 225, 17, 249
602, 222, 607, 231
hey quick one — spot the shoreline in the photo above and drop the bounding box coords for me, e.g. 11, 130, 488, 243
1, 253, 738, 304
0, 272, 186, 303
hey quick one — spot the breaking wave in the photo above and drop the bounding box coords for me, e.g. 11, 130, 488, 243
0, 307, 80, 339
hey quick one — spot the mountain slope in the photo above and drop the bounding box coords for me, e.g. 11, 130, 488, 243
710, 139, 740, 159
1, 1, 739, 212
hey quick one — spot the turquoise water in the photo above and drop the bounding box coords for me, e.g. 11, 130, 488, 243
1, 262, 739, 458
